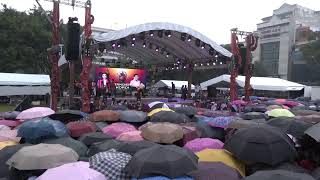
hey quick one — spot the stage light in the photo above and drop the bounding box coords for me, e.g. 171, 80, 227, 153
158, 30, 163, 38
150, 31, 154, 36
131, 36, 136, 41
142, 42, 146, 48
176, 67, 179, 69
201, 43, 205, 49
195, 39, 201, 47
213, 62, 216, 65
184, 66, 186, 69
171, 67, 174, 70
220, 62, 223, 65
200, 63, 203, 66
207, 63, 210, 66
155, 47, 159, 52
166, 53, 170, 58
112, 43, 116, 48
117, 44, 121, 48
187, 35, 192, 42
131, 42, 135, 46
164, 30, 171, 37
181, 33, 186, 41
165, 67, 168, 70
215, 54, 218, 58
194, 64, 197, 67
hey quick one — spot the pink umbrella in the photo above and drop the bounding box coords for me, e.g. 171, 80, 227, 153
16, 107, 55, 120
36, 161, 106, 180
184, 138, 224, 152
283, 101, 300, 108
0, 130, 21, 142
0, 125, 11, 131
232, 100, 247, 106
274, 99, 287, 104
116, 130, 144, 141
0, 120, 22, 127
102, 122, 136, 138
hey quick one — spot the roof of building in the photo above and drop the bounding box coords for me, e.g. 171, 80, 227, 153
0, 73, 50, 86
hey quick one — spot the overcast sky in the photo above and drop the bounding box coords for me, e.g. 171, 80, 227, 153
1, 0, 319, 44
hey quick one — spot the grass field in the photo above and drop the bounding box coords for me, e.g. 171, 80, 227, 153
0, 104, 15, 112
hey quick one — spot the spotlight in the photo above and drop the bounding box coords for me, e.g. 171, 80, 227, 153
183, 66, 186, 69
194, 64, 197, 67
149, 31, 154, 36
220, 62, 223, 65
131, 42, 135, 46
158, 30, 163, 38
171, 67, 174, 70
215, 54, 218, 58
166, 53, 170, 58
131, 36, 136, 41
176, 67, 179, 69
155, 47, 159, 52
142, 42, 146, 48
112, 43, 116, 48
165, 30, 172, 37
195, 39, 201, 47
165, 67, 168, 70
187, 35, 192, 42
213, 62, 216, 65
201, 43, 205, 49
200, 63, 203, 66
181, 33, 187, 41
207, 63, 210, 66
117, 44, 121, 48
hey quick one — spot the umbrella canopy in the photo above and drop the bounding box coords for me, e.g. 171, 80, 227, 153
150, 111, 191, 124
116, 140, 159, 156
6, 143, 79, 170
119, 110, 147, 123
266, 117, 311, 138
37, 161, 106, 180
174, 106, 197, 118
87, 139, 124, 157
116, 130, 144, 142
0, 125, 10, 131
141, 122, 184, 144
292, 110, 320, 116
102, 122, 136, 138
106, 104, 128, 111
227, 119, 262, 129
305, 123, 320, 142
79, 132, 113, 146
16, 107, 54, 120
188, 162, 242, 180
49, 110, 84, 124
0, 111, 20, 120
147, 108, 174, 117
244, 105, 267, 113
0, 120, 22, 128
0, 130, 21, 142
91, 110, 120, 122
206, 116, 234, 129
195, 149, 245, 177
89, 149, 132, 180
224, 125, 297, 166
296, 115, 320, 124
17, 118, 69, 144
184, 138, 224, 152
131, 176, 193, 180
242, 112, 267, 120
176, 124, 199, 146
266, 105, 283, 111
125, 145, 198, 178
196, 121, 225, 140
148, 101, 169, 111
0, 141, 17, 150
42, 137, 88, 157
66, 121, 97, 138
0, 144, 31, 178
95, 122, 109, 131
242, 170, 315, 180
266, 109, 295, 118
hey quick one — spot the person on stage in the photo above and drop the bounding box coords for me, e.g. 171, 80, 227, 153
129, 74, 145, 101
97, 73, 110, 103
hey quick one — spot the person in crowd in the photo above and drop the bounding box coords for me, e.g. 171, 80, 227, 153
195, 83, 202, 100
90, 80, 97, 97
171, 82, 176, 97
181, 85, 187, 100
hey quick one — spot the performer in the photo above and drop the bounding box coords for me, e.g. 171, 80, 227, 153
129, 74, 145, 101
97, 73, 110, 103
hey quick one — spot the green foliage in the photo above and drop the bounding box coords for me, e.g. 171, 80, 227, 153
300, 38, 320, 64
0, 5, 51, 74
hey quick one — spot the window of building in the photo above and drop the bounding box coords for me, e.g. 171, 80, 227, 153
260, 42, 280, 75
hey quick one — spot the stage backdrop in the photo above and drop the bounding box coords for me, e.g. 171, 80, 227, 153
95, 67, 146, 89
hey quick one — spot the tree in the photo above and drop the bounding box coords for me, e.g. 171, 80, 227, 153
300, 31, 320, 64
0, 5, 51, 74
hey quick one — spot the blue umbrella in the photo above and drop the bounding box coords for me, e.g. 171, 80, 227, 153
17, 117, 69, 144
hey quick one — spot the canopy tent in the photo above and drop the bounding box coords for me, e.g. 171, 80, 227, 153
92, 22, 232, 66
0, 73, 51, 96
200, 74, 305, 92
153, 80, 195, 90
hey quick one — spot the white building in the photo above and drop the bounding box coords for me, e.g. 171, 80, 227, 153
253, 3, 320, 80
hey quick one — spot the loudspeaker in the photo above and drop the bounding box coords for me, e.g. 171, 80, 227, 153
66, 18, 80, 61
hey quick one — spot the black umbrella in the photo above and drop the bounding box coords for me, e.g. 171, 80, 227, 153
116, 140, 159, 156
196, 121, 225, 141
266, 117, 311, 138
243, 170, 315, 180
79, 132, 113, 146
87, 139, 124, 157
241, 112, 267, 120
311, 167, 320, 180
119, 110, 147, 123
0, 144, 31, 178
244, 105, 267, 113
42, 137, 88, 157
150, 111, 191, 124
49, 110, 84, 124
224, 125, 297, 166
174, 106, 197, 118
125, 145, 198, 178
8, 168, 45, 180
305, 123, 320, 142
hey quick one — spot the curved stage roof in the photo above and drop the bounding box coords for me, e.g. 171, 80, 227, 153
92, 22, 231, 66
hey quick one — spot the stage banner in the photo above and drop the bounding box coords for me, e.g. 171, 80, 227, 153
95, 67, 146, 90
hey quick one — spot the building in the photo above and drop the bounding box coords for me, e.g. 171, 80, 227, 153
253, 3, 320, 80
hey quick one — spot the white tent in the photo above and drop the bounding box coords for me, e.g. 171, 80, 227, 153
200, 74, 305, 92
153, 80, 195, 90
0, 73, 51, 96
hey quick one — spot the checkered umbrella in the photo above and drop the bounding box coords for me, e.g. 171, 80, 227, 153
89, 149, 132, 180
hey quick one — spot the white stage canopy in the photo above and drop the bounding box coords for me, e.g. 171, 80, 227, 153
153, 80, 195, 90
200, 74, 305, 91
0, 73, 51, 96
92, 22, 232, 65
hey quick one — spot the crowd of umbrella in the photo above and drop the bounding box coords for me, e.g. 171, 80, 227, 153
0, 98, 320, 179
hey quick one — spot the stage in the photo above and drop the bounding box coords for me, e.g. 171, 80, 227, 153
104, 96, 195, 105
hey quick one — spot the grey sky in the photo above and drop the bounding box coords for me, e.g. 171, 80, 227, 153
1, 0, 319, 44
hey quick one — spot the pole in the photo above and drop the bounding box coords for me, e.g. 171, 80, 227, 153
80, 0, 94, 112
68, 61, 75, 107
230, 32, 241, 102
244, 34, 258, 101
187, 62, 193, 98
49, 0, 61, 111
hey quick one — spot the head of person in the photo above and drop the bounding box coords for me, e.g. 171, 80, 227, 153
102, 73, 107, 79
133, 74, 139, 81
